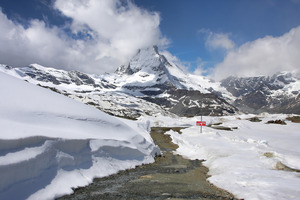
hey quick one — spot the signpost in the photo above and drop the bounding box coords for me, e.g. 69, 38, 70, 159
196, 120, 206, 133
196, 103, 206, 133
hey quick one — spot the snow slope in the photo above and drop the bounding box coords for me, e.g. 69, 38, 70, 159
164, 114, 300, 200
0, 64, 174, 119
0, 72, 159, 200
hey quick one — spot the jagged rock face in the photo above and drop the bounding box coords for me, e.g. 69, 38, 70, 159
13, 64, 115, 89
221, 73, 296, 97
221, 73, 300, 114
114, 46, 184, 94
116, 46, 167, 75
167, 89, 238, 116
113, 46, 234, 98
141, 89, 238, 116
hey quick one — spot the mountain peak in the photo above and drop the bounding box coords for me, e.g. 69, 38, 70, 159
115, 45, 168, 75
113, 46, 233, 96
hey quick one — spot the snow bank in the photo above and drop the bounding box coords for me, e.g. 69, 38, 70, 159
166, 115, 300, 200
0, 72, 159, 200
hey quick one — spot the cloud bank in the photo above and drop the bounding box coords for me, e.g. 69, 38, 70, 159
0, 0, 168, 74
211, 26, 300, 80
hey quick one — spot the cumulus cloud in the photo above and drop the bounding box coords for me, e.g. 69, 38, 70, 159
211, 25, 300, 80
193, 29, 235, 76
198, 29, 235, 51
0, 12, 82, 70
0, 0, 168, 74
193, 57, 211, 76
206, 32, 235, 51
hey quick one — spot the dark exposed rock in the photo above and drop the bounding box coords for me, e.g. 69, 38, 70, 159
141, 89, 238, 117
248, 117, 262, 122
167, 90, 237, 116
266, 120, 287, 125
286, 116, 300, 123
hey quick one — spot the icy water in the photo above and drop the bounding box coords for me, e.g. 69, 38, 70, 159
57, 127, 236, 200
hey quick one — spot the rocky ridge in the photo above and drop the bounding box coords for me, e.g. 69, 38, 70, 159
221, 73, 300, 114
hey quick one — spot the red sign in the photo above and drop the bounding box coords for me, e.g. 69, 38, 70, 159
196, 121, 206, 126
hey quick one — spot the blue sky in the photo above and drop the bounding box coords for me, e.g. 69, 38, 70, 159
0, 0, 300, 79
134, 0, 300, 73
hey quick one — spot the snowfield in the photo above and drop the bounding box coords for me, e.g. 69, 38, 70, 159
0, 72, 159, 200
160, 114, 300, 200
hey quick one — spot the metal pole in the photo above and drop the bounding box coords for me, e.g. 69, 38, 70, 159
201, 114, 203, 133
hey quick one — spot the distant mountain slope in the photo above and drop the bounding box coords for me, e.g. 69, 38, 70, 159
2, 44, 300, 116
0, 46, 238, 117
0, 63, 174, 119
221, 72, 300, 114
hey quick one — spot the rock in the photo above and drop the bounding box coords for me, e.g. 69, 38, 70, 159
266, 120, 286, 125
248, 117, 262, 122
286, 116, 300, 123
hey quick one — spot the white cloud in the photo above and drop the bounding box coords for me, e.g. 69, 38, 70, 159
198, 29, 235, 51
193, 67, 205, 76
189, 57, 205, 76
206, 32, 235, 51
211, 25, 300, 80
0, 0, 168, 74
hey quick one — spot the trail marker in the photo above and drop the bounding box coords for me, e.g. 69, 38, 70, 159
198, 103, 205, 133
196, 115, 206, 133
196, 121, 206, 126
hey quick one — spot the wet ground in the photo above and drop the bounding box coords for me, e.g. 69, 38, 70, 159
57, 127, 236, 200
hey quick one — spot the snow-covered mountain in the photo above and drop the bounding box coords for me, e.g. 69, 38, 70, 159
1, 45, 299, 116
112, 46, 232, 97
0, 46, 237, 118
221, 72, 300, 114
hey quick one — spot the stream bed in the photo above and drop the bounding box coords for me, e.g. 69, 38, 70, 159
57, 127, 236, 200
